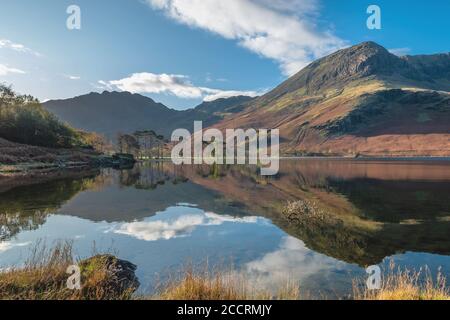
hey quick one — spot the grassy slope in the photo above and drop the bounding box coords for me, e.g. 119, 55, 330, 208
215, 83, 450, 157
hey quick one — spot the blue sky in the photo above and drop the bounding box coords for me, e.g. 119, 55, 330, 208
0, 0, 449, 109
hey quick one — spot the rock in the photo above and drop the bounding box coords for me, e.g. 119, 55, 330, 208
79, 255, 140, 298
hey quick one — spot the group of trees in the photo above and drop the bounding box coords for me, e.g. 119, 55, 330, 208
0, 85, 113, 152
0, 85, 85, 148
117, 130, 166, 159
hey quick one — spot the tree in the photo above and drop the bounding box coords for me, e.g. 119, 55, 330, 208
79, 131, 113, 153
117, 133, 140, 156
134, 130, 166, 159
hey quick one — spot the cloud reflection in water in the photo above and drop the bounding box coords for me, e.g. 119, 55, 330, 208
113, 209, 261, 241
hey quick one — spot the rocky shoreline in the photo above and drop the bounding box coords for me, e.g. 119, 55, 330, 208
0, 153, 136, 178
0, 135, 136, 179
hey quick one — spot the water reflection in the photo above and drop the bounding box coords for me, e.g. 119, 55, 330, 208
1, 159, 449, 295
0, 170, 100, 241
243, 236, 352, 296
172, 161, 450, 265
111, 210, 260, 242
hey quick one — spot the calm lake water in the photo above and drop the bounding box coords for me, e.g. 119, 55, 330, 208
1, 159, 450, 298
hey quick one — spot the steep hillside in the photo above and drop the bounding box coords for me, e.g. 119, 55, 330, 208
44, 92, 253, 140
214, 42, 450, 157
0, 85, 88, 149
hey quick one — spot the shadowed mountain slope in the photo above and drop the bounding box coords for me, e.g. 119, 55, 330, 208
44, 92, 253, 140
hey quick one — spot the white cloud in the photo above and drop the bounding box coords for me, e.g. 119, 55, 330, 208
101, 72, 261, 101
0, 39, 41, 57
115, 215, 204, 241
108, 72, 204, 99
205, 74, 228, 83
0, 64, 26, 76
0, 241, 31, 253
95, 80, 114, 91
144, 0, 346, 75
64, 75, 81, 80
204, 212, 259, 225
113, 212, 259, 241
389, 48, 411, 56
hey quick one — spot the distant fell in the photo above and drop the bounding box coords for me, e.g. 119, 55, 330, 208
44, 92, 254, 140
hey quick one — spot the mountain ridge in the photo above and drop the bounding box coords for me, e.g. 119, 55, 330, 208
250, 42, 449, 109
44, 92, 254, 140
212, 41, 450, 156
44, 41, 450, 156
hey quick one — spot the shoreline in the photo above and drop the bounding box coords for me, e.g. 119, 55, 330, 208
0, 154, 135, 178
0, 166, 101, 194
2, 155, 450, 177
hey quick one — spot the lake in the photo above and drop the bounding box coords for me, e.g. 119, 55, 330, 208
1, 159, 449, 298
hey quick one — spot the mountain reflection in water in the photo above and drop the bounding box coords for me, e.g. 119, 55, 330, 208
1, 160, 449, 296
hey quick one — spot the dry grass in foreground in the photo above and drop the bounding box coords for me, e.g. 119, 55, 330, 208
154, 266, 300, 300
354, 262, 450, 300
1, 242, 449, 300
0, 241, 137, 300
